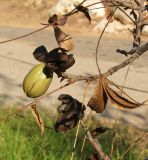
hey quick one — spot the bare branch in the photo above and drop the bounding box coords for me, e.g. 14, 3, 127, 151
62, 42, 148, 82
63, 42, 148, 81
81, 121, 110, 160
106, 42, 148, 76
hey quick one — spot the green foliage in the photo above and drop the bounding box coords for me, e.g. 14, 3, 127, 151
0, 108, 147, 160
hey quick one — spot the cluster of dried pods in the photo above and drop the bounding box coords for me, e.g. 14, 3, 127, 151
21, 2, 148, 158
26, 10, 145, 134
33, 14, 75, 77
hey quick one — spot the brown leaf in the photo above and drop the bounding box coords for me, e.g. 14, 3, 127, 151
48, 14, 67, 26
31, 104, 44, 135
92, 127, 112, 137
48, 14, 58, 24
88, 76, 108, 113
102, 1, 114, 23
104, 79, 142, 109
75, 5, 91, 22
54, 26, 74, 51
56, 16, 67, 26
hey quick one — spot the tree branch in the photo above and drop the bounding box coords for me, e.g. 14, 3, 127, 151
109, 0, 143, 10
62, 42, 148, 81
81, 121, 110, 160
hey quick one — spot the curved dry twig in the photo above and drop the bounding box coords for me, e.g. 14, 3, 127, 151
95, 6, 118, 75
70, 82, 90, 160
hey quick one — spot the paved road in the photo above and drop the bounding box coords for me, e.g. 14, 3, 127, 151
0, 26, 148, 129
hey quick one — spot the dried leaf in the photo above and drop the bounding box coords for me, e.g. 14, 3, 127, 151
88, 76, 108, 113
88, 76, 142, 113
48, 14, 67, 26
55, 94, 85, 132
31, 104, 44, 134
48, 14, 58, 24
54, 26, 74, 51
92, 127, 112, 137
33, 45, 48, 62
56, 16, 67, 26
104, 79, 142, 109
75, 5, 91, 22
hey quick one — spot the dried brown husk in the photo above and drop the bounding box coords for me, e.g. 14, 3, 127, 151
54, 26, 74, 51
75, 5, 91, 22
48, 14, 67, 26
55, 94, 85, 132
33, 45, 48, 62
88, 76, 143, 113
31, 104, 44, 134
103, 79, 142, 109
88, 76, 108, 113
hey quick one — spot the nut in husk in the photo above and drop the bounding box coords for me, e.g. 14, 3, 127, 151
23, 63, 53, 98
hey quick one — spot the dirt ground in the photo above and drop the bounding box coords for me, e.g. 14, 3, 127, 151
0, 0, 148, 130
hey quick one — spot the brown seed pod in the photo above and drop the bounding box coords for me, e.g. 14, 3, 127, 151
103, 79, 141, 109
88, 76, 108, 113
54, 26, 74, 51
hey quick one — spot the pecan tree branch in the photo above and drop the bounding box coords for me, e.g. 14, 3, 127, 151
105, 42, 148, 76
62, 42, 148, 81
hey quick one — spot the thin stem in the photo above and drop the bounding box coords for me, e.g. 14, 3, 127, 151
116, 6, 135, 24
0, 54, 34, 66
110, 64, 131, 159
70, 82, 90, 160
0, 25, 50, 44
95, 6, 118, 75
0, 0, 87, 44
70, 120, 81, 160
120, 131, 148, 160
80, 110, 92, 160
88, 6, 106, 11
85, 1, 110, 8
